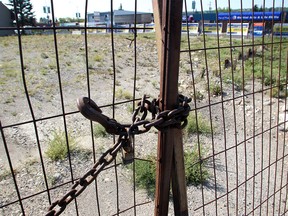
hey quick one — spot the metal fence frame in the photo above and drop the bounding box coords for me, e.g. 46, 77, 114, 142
0, 0, 288, 215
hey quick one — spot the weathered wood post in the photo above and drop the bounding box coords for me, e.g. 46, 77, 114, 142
153, 0, 188, 215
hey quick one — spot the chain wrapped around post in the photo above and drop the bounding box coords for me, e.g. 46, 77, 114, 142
45, 94, 191, 216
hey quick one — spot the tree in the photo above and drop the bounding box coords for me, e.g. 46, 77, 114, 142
217, 7, 230, 12
253, 4, 259, 12
58, 17, 85, 23
8, 0, 35, 26
259, 6, 264, 12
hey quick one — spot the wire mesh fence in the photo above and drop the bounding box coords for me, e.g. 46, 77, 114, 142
0, 0, 287, 215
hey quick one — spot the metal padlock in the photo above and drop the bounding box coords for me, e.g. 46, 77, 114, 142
121, 137, 134, 165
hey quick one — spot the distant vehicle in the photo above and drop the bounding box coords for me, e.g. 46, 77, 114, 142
182, 15, 194, 23
12, 21, 33, 35
188, 15, 194, 23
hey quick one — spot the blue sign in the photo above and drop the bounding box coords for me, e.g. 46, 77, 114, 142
253, 23, 264, 36
218, 12, 281, 21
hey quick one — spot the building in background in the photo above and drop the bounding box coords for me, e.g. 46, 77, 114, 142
218, 11, 285, 33
0, 1, 14, 36
87, 9, 153, 26
183, 11, 287, 34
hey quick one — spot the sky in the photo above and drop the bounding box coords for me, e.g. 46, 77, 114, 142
1, 0, 287, 20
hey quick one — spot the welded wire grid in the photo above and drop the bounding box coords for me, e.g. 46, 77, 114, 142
0, 0, 287, 215
181, 0, 288, 215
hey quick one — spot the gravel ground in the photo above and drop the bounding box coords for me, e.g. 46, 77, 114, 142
0, 33, 287, 215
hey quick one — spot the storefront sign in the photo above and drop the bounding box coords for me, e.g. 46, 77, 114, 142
203, 23, 222, 34
182, 23, 199, 34
227, 23, 249, 36
218, 12, 281, 21
253, 23, 265, 36
274, 23, 288, 36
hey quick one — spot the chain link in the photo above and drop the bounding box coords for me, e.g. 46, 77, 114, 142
129, 94, 191, 134
46, 94, 191, 215
45, 136, 124, 216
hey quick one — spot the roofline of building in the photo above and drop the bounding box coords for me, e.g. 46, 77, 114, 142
87, 10, 152, 16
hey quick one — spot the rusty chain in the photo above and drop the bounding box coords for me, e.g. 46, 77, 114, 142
46, 94, 191, 216
46, 136, 124, 216
129, 94, 191, 134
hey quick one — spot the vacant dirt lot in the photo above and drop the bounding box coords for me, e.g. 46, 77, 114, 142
0, 33, 287, 215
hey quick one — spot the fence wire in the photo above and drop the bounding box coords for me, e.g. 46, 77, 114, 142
0, 0, 287, 215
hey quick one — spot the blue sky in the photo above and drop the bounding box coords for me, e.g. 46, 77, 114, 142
1, 0, 287, 20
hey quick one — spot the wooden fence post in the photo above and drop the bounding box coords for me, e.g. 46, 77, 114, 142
152, 0, 188, 215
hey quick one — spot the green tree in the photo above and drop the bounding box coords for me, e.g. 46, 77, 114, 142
8, 0, 35, 26
253, 4, 259, 12
259, 6, 264, 12
217, 7, 230, 12
58, 17, 85, 23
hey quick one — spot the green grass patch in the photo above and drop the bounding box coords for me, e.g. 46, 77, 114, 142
4, 97, 15, 104
270, 85, 288, 98
130, 145, 209, 196
132, 157, 156, 196
45, 130, 77, 161
1, 63, 19, 78
193, 91, 204, 101
223, 69, 244, 90
0, 169, 14, 181
207, 82, 222, 96
93, 54, 103, 62
93, 124, 108, 138
185, 145, 210, 186
115, 88, 133, 100
48, 63, 57, 70
181, 36, 287, 91
185, 112, 213, 135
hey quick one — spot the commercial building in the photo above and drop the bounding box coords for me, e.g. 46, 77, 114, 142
183, 11, 287, 33
87, 9, 153, 26
218, 11, 285, 32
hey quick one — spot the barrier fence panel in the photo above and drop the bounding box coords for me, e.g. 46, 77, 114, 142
0, 0, 287, 215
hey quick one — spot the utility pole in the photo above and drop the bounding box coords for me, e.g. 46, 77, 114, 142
209, 1, 212, 12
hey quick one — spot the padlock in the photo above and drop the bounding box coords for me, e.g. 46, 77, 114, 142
121, 137, 134, 165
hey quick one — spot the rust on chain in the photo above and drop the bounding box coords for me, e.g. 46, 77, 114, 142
77, 97, 127, 135
45, 137, 124, 216
77, 95, 191, 135
46, 94, 191, 216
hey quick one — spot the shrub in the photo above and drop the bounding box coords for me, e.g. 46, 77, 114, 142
270, 86, 288, 99
115, 88, 132, 100
94, 54, 103, 62
263, 74, 276, 86
185, 145, 210, 186
129, 145, 210, 196
45, 130, 76, 161
208, 82, 222, 96
132, 157, 156, 196
185, 112, 213, 135
193, 91, 204, 100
